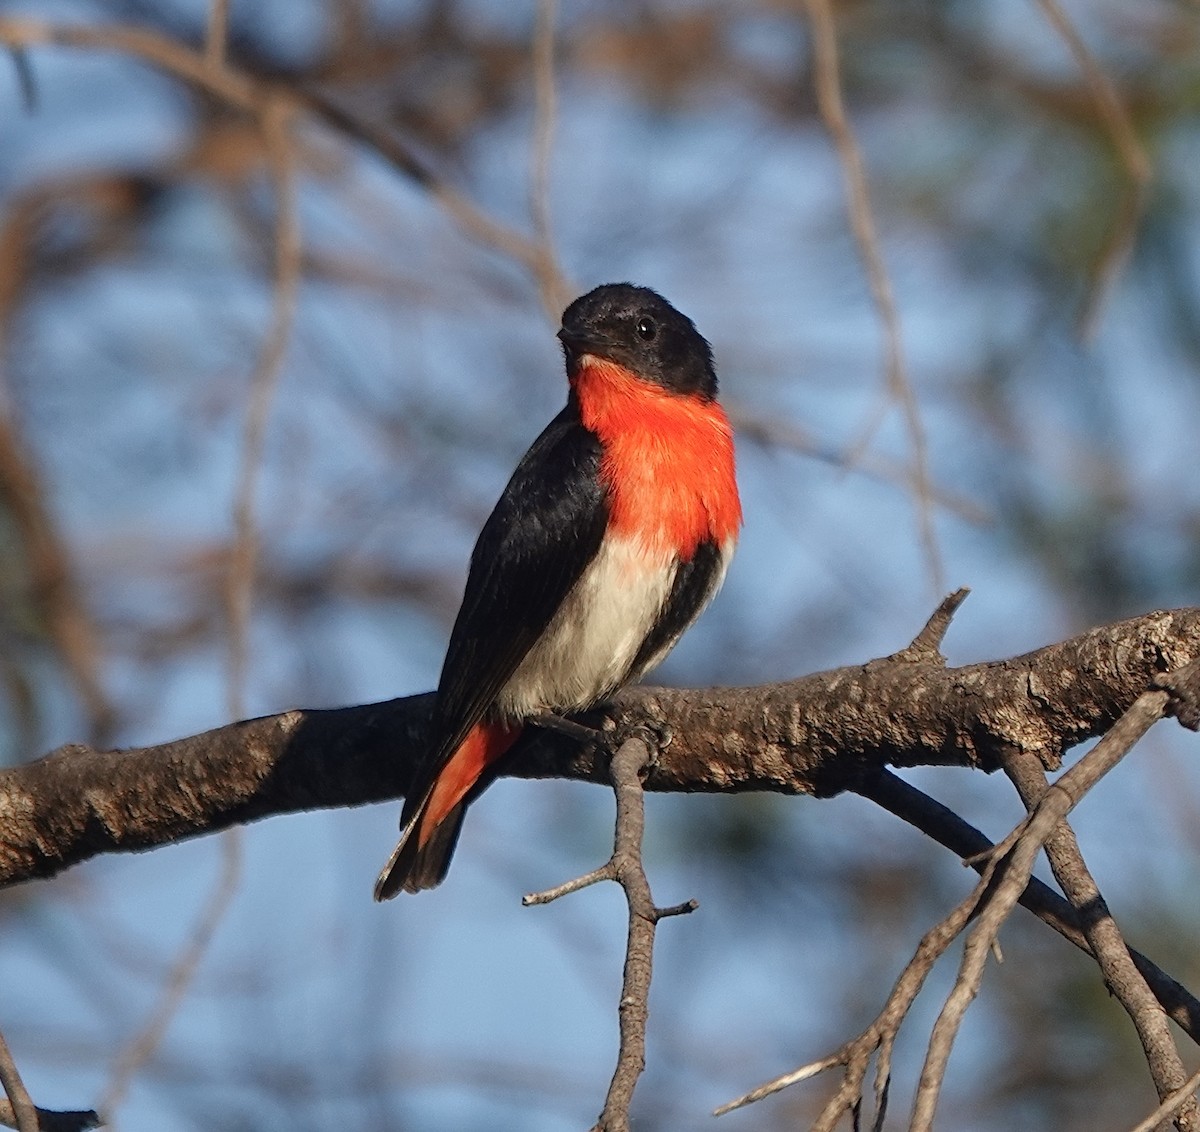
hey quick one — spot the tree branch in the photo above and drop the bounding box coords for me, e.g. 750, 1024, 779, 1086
1001, 747, 1200, 1130
4, 605, 1200, 890
526, 732, 697, 1132
858, 769, 1200, 1042
719, 676, 1184, 1127
911, 686, 1169, 1130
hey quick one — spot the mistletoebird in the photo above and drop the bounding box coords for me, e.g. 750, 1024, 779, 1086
375, 283, 741, 898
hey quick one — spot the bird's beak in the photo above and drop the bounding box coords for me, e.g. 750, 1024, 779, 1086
557, 328, 592, 367
556, 328, 584, 350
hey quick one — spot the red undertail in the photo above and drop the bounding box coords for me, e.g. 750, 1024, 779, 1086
374, 719, 521, 899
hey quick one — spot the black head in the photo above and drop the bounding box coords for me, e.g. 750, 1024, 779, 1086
557, 283, 718, 399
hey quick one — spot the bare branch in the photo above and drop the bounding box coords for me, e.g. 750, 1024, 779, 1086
802, 0, 941, 591
0, 1029, 37, 1132
1033, 0, 1153, 340
525, 732, 697, 1131
205, 0, 230, 71
528, 0, 570, 320
859, 769, 1200, 1041
1002, 747, 1200, 1130
911, 687, 1169, 1130
5, 606, 1200, 890
99, 828, 242, 1116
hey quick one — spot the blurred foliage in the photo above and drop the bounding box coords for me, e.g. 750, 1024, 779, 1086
1, 0, 1199, 1130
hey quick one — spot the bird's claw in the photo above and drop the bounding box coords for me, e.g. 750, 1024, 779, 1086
608, 718, 673, 764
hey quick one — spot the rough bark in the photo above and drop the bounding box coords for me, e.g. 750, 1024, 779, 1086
1, 605, 1197, 889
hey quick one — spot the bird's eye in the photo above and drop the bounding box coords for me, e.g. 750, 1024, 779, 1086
635, 317, 657, 341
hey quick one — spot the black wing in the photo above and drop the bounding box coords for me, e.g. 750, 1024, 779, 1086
626, 538, 726, 681
406, 403, 608, 800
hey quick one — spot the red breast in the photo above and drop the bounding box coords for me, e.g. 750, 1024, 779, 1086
571, 357, 742, 559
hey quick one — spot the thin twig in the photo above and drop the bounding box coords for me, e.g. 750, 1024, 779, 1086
1033, 0, 1152, 340
716, 838, 1008, 1125
526, 734, 695, 1132
1002, 748, 1200, 1130
523, 863, 611, 905
0, 1028, 37, 1132
1130, 1064, 1200, 1132
528, 0, 570, 319
593, 735, 696, 1131
224, 97, 300, 713
205, 0, 230, 71
0, 17, 553, 296
802, 0, 942, 592
99, 84, 300, 1132
100, 827, 243, 1114
909, 688, 1169, 1130
859, 769, 1200, 1042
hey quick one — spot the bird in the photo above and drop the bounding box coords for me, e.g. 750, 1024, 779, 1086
374, 283, 741, 898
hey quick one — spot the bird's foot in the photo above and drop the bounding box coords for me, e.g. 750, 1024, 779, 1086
607, 717, 673, 764
528, 712, 672, 762
528, 711, 606, 746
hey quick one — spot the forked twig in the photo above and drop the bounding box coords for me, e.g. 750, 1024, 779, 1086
1130, 1064, 1200, 1132
715, 842, 1007, 1128
721, 672, 1180, 1128
1002, 747, 1200, 1129
526, 734, 696, 1132
860, 769, 1200, 1042
910, 688, 1169, 1130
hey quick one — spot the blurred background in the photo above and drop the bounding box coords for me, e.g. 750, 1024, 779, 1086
1, 0, 1199, 1129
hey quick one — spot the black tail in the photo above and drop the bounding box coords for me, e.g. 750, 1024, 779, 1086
373, 799, 467, 900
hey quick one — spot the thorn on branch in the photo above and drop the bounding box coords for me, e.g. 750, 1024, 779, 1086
891, 587, 970, 666
653, 899, 698, 921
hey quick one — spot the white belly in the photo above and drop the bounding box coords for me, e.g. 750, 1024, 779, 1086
496, 532, 679, 717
